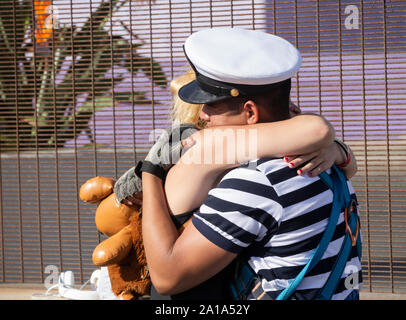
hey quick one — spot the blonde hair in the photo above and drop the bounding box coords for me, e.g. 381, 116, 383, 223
169, 69, 207, 130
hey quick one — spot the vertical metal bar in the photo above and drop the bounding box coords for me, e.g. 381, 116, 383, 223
128, 0, 137, 165
109, 0, 118, 179
382, 0, 394, 293
89, 0, 100, 244
0, 133, 4, 282
128, 0, 135, 155
89, 0, 98, 177
272, 0, 276, 34
251, 0, 255, 30
88, 0, 101, 251
209, 0, 213, 28
338, 0, 344, 139
188, 0, 192, 35
316, 0, 322, 115
149, 1, 156, 137
51, 7, 63, 277
293, 0, 299, 107
12, 0, 24, 283
31, 0, 44, 283
169, 0, 174, 88
89, 17, 103, 245
70, 0, 83, 282
360, 0, 372, 291
230, 0, 234, 28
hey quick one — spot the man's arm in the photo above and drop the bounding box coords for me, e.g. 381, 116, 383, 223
141, 172, 236, 295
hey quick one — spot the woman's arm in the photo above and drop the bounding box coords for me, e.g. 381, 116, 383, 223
165, 113, 335, 214
341, 142, 357, 178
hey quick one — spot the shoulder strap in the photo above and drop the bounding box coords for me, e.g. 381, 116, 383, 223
275, 166, 344, 300
317, 168, 362, 300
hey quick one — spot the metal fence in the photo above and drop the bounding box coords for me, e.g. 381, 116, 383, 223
0, 0, 405, 294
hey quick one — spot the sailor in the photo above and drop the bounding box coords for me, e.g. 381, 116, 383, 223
130, 27, 362, 300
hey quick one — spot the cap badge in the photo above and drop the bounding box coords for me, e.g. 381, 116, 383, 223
230, 88, 239, 97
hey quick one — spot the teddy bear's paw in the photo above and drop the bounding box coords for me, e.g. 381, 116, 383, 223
118, 290, 136, 300
93, 225, 133, 266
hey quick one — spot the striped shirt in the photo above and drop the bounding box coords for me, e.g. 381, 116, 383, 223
192, 157, 362, 300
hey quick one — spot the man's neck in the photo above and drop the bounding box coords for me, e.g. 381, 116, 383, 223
256, 105, 289, 123
258, 115, 289, 123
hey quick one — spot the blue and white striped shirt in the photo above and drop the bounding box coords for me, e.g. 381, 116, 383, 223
192, 157, 362, 300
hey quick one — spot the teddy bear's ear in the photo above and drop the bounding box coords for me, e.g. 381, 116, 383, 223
80, 176, 116, 203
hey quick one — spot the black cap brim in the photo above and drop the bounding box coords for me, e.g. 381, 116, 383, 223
178, 80, 231, 104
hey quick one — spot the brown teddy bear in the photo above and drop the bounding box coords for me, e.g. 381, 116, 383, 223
78, 71, 201, 300
79, 176, 151, 300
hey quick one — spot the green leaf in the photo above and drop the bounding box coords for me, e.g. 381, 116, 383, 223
113, 91, 155, 105
129, 55, 167, 88
79, 91, 154, 114
79, 95, 115, 113
0, 1, 31, 53
0, 0, 165, 150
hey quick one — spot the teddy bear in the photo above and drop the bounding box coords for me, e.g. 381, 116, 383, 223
78, 70, 201, 300
79, 175, 151, 300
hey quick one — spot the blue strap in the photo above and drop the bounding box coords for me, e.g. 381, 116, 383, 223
318, 212, 360, 299
319, 170, 333, 190
275, 167, 343, 300
335, 167, 362, 260
317, 168, 362, 300
229, 263, 257, 299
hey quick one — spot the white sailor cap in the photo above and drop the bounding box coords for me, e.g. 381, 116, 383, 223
179, 27, 302, 104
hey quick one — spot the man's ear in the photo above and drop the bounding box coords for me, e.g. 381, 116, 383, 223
243, 100, 259, 124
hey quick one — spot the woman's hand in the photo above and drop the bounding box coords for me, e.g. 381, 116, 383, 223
120, 136, 196, 207
284, 141, 346, 177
